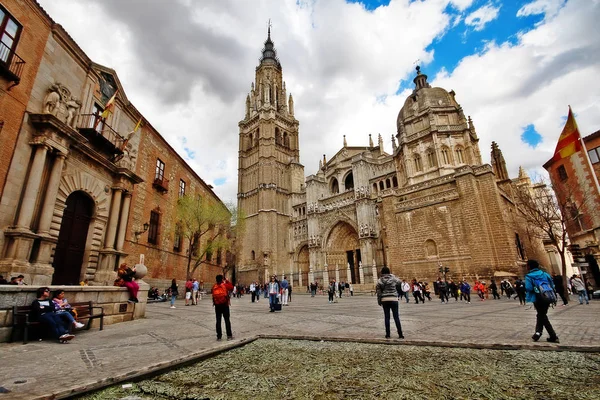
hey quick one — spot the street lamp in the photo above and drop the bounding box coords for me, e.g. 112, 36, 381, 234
134, 222, 149, 242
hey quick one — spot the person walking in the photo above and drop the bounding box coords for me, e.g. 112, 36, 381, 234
401, 279, 410, 303
525, 260, 559, 343
192, 278, 199, 305
552, 274, 568, 306
184, 278, 193, 306
514, 278, 526, 305
490, 280, 501, 300
169, 279, 178, 308
570, 274, 589, 305
268, 276, 280, 312
328, 280, 335, 303
280, 276, 289, 306
212, 274, 234, 340
460, 280, 471, 303
376, 266, 404, 339
412, 279, 424, 304
437, 278, 448, 303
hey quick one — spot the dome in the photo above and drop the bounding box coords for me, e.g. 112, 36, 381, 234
396, 67, 457, 132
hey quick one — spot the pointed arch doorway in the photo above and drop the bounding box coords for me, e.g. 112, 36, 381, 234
52, 191, 95, 285
326, 222, 361, 283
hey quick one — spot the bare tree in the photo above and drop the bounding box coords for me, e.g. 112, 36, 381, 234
174, 195, 232, 280
513, 178, 597, 296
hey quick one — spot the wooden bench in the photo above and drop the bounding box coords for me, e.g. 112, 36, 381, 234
11, 301, 105, 344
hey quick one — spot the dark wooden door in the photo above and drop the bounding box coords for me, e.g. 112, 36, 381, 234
52, 192, 94, 285
347, 250, 356, 284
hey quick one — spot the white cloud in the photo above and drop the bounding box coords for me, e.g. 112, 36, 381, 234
449, 0, 475, 12
35, 0, 600, 204
433, 0, 600, 179
517, 0, 567, 19
464, 3, 501, 31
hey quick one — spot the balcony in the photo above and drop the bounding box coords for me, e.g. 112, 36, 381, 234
0, 42, 25, 84
153, 176, 169, 193
76, 114, 125, 156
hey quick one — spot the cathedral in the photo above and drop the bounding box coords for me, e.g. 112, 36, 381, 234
236, 30, 548, 289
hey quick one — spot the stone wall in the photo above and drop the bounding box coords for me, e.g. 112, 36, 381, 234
0, 281, 148, 343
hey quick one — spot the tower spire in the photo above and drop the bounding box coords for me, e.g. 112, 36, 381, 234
259, 20, 281, 69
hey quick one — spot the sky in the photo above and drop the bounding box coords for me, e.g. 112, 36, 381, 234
36, 0, 600, 204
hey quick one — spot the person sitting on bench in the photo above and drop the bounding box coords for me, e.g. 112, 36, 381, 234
52, 290, 85, 329
31, 287, 74, 343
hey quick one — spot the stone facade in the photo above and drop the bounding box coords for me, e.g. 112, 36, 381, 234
237, 35, 549, 289
544, 129, 600, 288
0, 0, 227, 289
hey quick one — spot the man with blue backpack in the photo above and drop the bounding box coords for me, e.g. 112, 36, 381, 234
525, 259, 559, 343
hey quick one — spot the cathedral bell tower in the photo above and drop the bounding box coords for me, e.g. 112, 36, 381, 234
237, 27, 305, 282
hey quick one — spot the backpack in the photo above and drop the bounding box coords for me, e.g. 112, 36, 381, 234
212, 283, 229, 305
530, 274, 556, 305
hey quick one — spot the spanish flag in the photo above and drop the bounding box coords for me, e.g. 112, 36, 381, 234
100, 90, 118, 119
552, 106, 582, 162
133, 117, 142, 133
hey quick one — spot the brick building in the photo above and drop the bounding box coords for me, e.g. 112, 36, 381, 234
0, 0, 50, 197
0, 0, 227, 287
237, 32, 549, 288
544, 128, 600, 288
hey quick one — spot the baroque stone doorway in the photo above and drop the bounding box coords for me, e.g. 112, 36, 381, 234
326, 222, 360, 283
52, 191, 94, 285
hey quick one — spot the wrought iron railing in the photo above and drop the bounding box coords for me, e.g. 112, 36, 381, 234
76, 114, 125, 150
0, 42, 25, 82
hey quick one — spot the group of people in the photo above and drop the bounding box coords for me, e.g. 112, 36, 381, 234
375, 259, 571, 343
28, 287, 86, 343
0, 274, 26, 285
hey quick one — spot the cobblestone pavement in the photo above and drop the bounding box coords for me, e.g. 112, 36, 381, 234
1, 293, 598, 399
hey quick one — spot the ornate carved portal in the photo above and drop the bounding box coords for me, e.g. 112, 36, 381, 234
325, 222, 360, 284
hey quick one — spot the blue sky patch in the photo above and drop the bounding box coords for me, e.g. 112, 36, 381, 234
521, 124, 542, 148
346, 0, 391, 11
214, 177, 227, 186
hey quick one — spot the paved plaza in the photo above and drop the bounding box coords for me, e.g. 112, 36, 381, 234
0, 293, 598, 399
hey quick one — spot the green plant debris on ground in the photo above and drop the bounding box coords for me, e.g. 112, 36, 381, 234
78, 339, 600, 400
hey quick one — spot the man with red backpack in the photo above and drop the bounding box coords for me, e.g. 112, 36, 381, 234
212, 274, 234, 341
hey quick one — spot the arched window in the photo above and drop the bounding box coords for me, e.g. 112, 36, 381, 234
455, 147, 464, 164
379, 181, 384, 190
251, 250, 255, 260
425, 239, 438, 258
275, 127, 281, 145
413, 154, 423, 172
426, 149, 437, 168
386, 178, 391, 188
255, 128, 260, 145
283, 132, 289, 147
441, 147, 450, 165
344, 172, 354, 191
249, 133, 253, 149
392, 176, 398, 187
373, 183, 378, 193
330, 177, 339, 194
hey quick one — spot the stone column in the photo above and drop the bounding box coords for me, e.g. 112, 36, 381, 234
37, 153, 67, 235
335, 264, 340, 283
16, 144, 49, 229
359, 261, 365, 285
323, 264, 329, 286
347, 263, 352, 284
372, 260, 378, 285
115, 192, 132, 251
104, 188, 123, 250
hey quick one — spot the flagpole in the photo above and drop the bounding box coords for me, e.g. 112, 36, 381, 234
571, 105, 600, 197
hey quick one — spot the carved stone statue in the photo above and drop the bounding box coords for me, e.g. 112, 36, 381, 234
65, 99, 81, 127
43, 83, 62, 115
